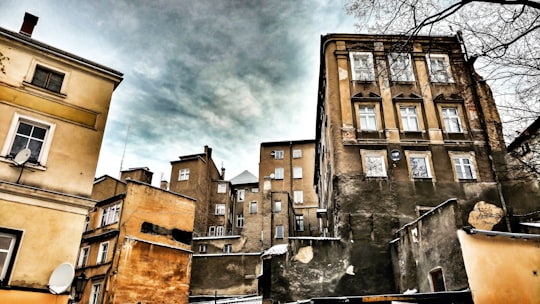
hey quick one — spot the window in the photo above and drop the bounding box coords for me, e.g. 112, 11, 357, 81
89, 281, 102, 304
31, 65, 65, 93
214, 204, 225, 215
236, 214, 244, 228
251, 188, 259, 193
293, 167, 303, 179
449, 152, 477, 181
97, 241, 109, 264
217, 183, 227, 193
100, 204, 120, 227
406, 152, 433, 179
400, 106, 419, 131
199, 244, 207, 253
427, 54, 454, 83
429, 268, 446, 292
250, 201, 258, 214
237, 189, 245, 202
2, 114, 56, 166
178, 168, 190, 181
0, 230, 21, 282
349, 52, 374, 81
208, 226, 216, 237
275, 168, 284, 180
293, 149, 302, 158
273, 150, 284, 159
223, 244, 232, 253
275, 226, 284, 239
442, 107, 462, 133
388, 53, 415, 82
361, 150, 388, 178
77, 246, 90, 267
294, 190, 303, 204
216, 226, 224, 236
84, 216, 90, 232
358, 105, 378, 131
295, 215, 305, 231
274, 201, 282, 212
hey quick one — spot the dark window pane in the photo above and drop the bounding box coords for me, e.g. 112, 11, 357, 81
31, 68, 48, 87
28, 140, 43, 161
17, 123, 32, 136
0, 236, 12, 249
9, 135, 28, 156
47, 73, 64, 92
31, 126, 46, 139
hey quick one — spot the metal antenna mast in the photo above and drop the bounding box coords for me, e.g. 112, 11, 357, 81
119, 124, 131, 178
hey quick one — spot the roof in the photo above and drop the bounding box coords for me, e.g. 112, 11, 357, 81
230, 170, 258, 185
261, 139, 315, 147
261, 244, 288, 257
463, 226, 540, 240
0, 26, 123, 85
507, 116, 540, 152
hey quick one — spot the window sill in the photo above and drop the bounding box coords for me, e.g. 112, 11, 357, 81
351, 79, 375, 83
0, 156, 47, 171
458, 178, 477, 182
22, 81, 67, 98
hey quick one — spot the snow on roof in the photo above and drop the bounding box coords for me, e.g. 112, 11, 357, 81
230, 170, 258, 185
262, 244, 288, 257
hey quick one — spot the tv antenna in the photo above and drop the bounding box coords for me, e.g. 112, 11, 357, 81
119, 124, 131, 178
13, 148, 31, 183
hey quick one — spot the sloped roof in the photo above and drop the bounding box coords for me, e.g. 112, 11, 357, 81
230, 170, 258, 185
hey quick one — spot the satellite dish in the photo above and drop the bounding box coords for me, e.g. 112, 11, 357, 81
48, 262, 75, 294
270, 173, 275, 179
13, 148, 31, 165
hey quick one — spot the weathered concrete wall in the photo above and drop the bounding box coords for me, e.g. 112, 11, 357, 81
190, 255, 260, 296
112, 240, 192, 304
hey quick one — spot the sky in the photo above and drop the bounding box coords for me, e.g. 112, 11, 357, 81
0, 0, 356, 185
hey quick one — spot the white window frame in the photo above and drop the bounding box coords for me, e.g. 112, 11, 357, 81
223, 244, 232, 253
388, 53, 415, 82
84, 216, 90, 232
100, 204, 120, 227
215, 204, 226, 215
89, 281, 102, 304
250, 201, 258, 214
199, 244, 207, 253
294, 190, 303, 204
208, 226, 216, 237
0, 231, 19, 281
449, 151, 478, 181
360, 150, 388, 178
178, 168, 190, 181
274, 201, 282, 212
275, 225, 284, 239
274, 150, 284, 159
217, 183, 227, 193
295, 215, 305, 232
97, 241, 109, 264
236, 214, 244, 228
441, 106, 463, 133
1, 113, 56, 166
429, 267, 447, 292
77, 246, 90, 267
357, 104, 378, 131
426, 54, 454, 83
274, 167, 284, 180
349, 52, 375, 81
405, 151, 434, 180
400, 106, 420, 132
293, 167, 303, 179
216, 226, 224, 236
292, 149, 302, 158
237, 189, 245, 202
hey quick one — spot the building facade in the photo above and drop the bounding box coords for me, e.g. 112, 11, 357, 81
0, 14, 122, 304
312, 33, 510, 295
75, 168, 196, 304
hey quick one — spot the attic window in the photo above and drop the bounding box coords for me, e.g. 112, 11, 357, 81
31, 65, 65, 93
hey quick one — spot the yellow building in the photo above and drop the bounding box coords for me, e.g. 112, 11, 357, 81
0, 14, 122, 304
75, 169, 196, 304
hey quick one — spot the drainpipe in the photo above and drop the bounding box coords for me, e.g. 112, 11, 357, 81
457, 32, 512, 232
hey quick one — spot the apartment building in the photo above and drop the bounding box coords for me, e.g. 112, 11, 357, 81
0, 14, 122, 304
308, 33, 511, 295
75, 168, 195, 304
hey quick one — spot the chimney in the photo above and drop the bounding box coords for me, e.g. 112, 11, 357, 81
20, 13, 39, 37
221, 167, 226, 180
204, 145, 212, 159
160, 180, 169, 190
